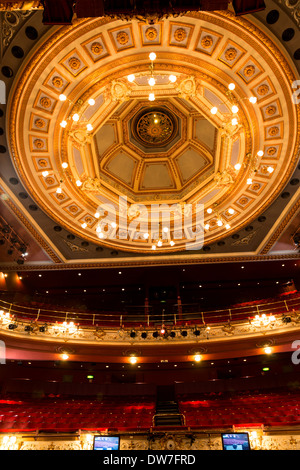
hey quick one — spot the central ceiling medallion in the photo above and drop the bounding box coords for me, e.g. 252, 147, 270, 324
133, 107, 177, 147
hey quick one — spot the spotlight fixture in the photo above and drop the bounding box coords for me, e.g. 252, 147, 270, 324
193, 327, 201, 336
153, 331, 159, 338
8, 323, 18, 330
141, 331, 148, 339
169, 331, 176, 338
130, 330, 137, 338
181, 330, 188, 337
24, 325, 33, 332
194, 354, 202, 362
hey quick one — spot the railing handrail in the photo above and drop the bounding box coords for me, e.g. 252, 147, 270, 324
0, 293, 299, 327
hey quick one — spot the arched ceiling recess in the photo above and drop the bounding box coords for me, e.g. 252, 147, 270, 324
6, 10, 300, 256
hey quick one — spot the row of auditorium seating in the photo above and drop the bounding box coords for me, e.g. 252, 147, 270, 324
0, 388, 299, 432
0, 395, 156, 432
177, 388, 300, 428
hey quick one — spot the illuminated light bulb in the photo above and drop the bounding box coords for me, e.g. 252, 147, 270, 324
56, 187, 62, 194
95, 212, 100, 218
267, 166, 274, 173
76, 180, 82, 186
62, 162, 68, 169
204, 224, 210, 230
210, 107, 218, 114
149, 52, 156, 61
96, 226, 102, 232
228, 208, 235, 215
194, 354, 202, 362
170, 240, 175, 246
60, 120, 67, 128
143, 233, 149, 239
225, 223, 231, 230
61, 354, 69, 360
72, 113, 80, 122
163, 227, 169, 233
264, 347, 272, 355
129, 356, 137, 364
232, 105, 239, 114
88, 98, 95, 106
234, 163, 241, 171
247, 177, 253, 185
157, 240, 163, 247
111, 222, 117, 229
98, 232, 104, 239
59, 94, 67, 101
86, 123, 93, 131
151, 245, 156, 250
228, 83, 235, 90
217, 219, 223, 227
148, 77, 156, 86
207, 208, 213, 214
81, 222, 87, 229
231, 118, 238, 126
127, 74, 135, 82
249, 96, 257, 104
257, 150, 264, 157
42, 171, 49, 177
149, 92, 155, 101
169, 75, 177, 83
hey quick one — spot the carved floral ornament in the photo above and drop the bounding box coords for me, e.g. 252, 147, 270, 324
7, 14, 299, 254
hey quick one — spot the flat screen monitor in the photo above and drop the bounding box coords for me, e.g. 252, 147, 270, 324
93, 435, 120, 450
221, 433, 251, 450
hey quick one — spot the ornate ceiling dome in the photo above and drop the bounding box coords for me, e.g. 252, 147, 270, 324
7, 10, 300, 255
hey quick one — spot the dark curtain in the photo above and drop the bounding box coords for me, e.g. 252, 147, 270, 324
42, 0, 74, 24
232, 0, 265, 15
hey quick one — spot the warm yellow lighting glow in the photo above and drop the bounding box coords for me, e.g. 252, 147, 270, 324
257, 150, 264, 157
81, 222, 87, 229
210, 107, 218, 114
152, 245, 156, 250
42, 171, 49, 177
148, 77, 156, 87
76, 180, 82, 186
143, 233, 149, 239
247, 178, 253, 185
149, 92, 155, 101
231, 118, 238, 126
169, 75, 177, 83
95, 212, 100, 218
204, 223, 210, 230
86, 123, 93, 131
194, 354, 202, 362
217, 219, 223, 227
149, 52, 156, 61
207, 208, 213, 214
62, 162, 68, 169
88, 98, 95, 106
56, 187, 62, 194
60, 120, 67, 128
72, 113, 80, 122
170, 240, 175, 246
267, 166, 274, 173
129, 356, 137, 364
264, 347, 272, 354
127, 74, 135, 82
234, 163, 241, 171
59, 94, 67, 101
228, 83, 235, 90
231, 105, 239, 114
249, 96, 257, 103
228, 208, 235, 215
61, 354, 69, 360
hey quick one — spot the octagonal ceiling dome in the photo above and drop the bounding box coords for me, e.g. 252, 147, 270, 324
7, 12, 300, 254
